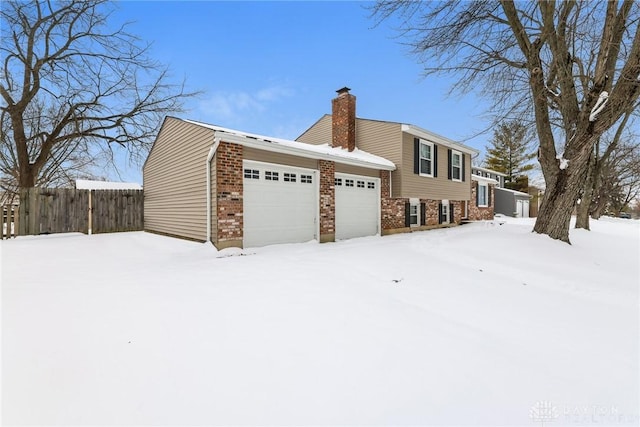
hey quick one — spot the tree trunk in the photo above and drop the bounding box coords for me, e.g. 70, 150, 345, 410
534, 148, 592, 243
575, 153, 596, 230
533, 176, 577, 243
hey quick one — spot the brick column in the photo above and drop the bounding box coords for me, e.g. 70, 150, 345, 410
318, 160, 335, 243
216, 142, 243, 248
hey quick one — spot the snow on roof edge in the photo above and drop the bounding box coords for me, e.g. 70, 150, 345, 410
183, 119, 396, 170
76, 180, 142, 190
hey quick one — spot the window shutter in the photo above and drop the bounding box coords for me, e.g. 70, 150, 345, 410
438, 202, 443, 224
462, 154, 466, 182
488, 185, 492, 207
420, 202, 426, 226
447, 149, 452, 180
450, 202, 454, 223
405, 202, 411, 227
476, 183, 480, 206
414, 138, 420, 175
433, 144, 438, 177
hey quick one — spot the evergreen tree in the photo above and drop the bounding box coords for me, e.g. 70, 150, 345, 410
484, 121, 535, 192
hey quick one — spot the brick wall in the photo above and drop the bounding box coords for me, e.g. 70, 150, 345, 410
216, 142, 243, 245
382, 198, 408, 230
469, 180, 495, 220
318, 160, 335, 242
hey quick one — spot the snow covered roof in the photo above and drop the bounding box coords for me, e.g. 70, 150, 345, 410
184, 119, 396, 171
400, 124, 479, 156
471, 174, 498, 185
494, 187, 532, 198
76, 180, 142, 190
472, 166, 507, 177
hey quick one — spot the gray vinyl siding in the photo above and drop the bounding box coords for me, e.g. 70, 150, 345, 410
400, 132, 471, 200
143, 117, 214, 241
244, 147, 318, 170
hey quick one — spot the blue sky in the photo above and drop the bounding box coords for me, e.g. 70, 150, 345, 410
110, 1, 491, 182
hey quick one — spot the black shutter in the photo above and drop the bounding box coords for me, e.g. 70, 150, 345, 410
476, 182, 480, 206
433, 144, 438, 177
447, 149, 452, 180
438, 202, 443, 224
462, 154, 466, 182
450, 202, 454, 223
488, 185, 492, 207
405, 202, 411, 227
420, 202, 426, 226
414, 138, 420, 175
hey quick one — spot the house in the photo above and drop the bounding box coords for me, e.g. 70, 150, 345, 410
144, 87, 481, 249
471, 166, 531, 218
143, 114, 395, 249
297, 88, 479, 232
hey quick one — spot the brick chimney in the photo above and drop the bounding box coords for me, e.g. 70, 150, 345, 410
332, 87, 356, 152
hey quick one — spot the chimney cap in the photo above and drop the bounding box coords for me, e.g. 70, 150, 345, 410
336, 86, 351, 95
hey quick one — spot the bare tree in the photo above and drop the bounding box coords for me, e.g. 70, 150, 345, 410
0, 0, 195, 194
575, 109, 638, 229
372, 1, 640, 243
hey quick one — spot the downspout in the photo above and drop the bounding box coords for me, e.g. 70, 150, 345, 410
206, 136, 222, 243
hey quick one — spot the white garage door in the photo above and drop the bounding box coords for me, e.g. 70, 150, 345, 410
335, 172, 380, 240
517, 199, 530, 218
243, 160, 318, 248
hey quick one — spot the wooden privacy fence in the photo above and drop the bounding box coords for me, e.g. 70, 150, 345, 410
2, 204, 19, 239
13, 188, 143, 237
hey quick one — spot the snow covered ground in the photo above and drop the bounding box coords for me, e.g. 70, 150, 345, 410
2, 217, 638, 426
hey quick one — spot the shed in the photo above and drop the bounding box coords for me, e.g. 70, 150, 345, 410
494, 187, 532, 218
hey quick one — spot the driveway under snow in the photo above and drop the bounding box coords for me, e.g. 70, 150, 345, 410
2, 218, 638, 425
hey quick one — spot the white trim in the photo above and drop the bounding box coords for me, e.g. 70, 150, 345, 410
472, 165, 507, 177
477, 183, 489, 207
471, 174, 498, 185
418, 139, 434, 177
450, 149, 462, 182
206, 137, 221, 243
402, 124, 478, 155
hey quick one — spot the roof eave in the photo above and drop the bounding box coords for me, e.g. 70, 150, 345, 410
401, 124, 479, 156
214, 131, 396, 171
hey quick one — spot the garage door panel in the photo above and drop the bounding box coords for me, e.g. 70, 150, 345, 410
335, 173, 380, 240
243, 161, 317, 248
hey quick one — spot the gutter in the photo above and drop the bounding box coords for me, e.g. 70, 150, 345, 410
206, 136, 221, 243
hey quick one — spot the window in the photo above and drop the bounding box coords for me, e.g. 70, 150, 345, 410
301, 174, 313, 184
334, 178, 342, 186
419, 140, 433, 176
284, 173, 296, 182
357, 180, 365, 188
451, 150, 462, 181
265, 171, 279, 181
409, 204, 418, 226
244, 169, 259, 179
367, 181, 375, 189
478, 183, 488, 207
345, 179, 354, 187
